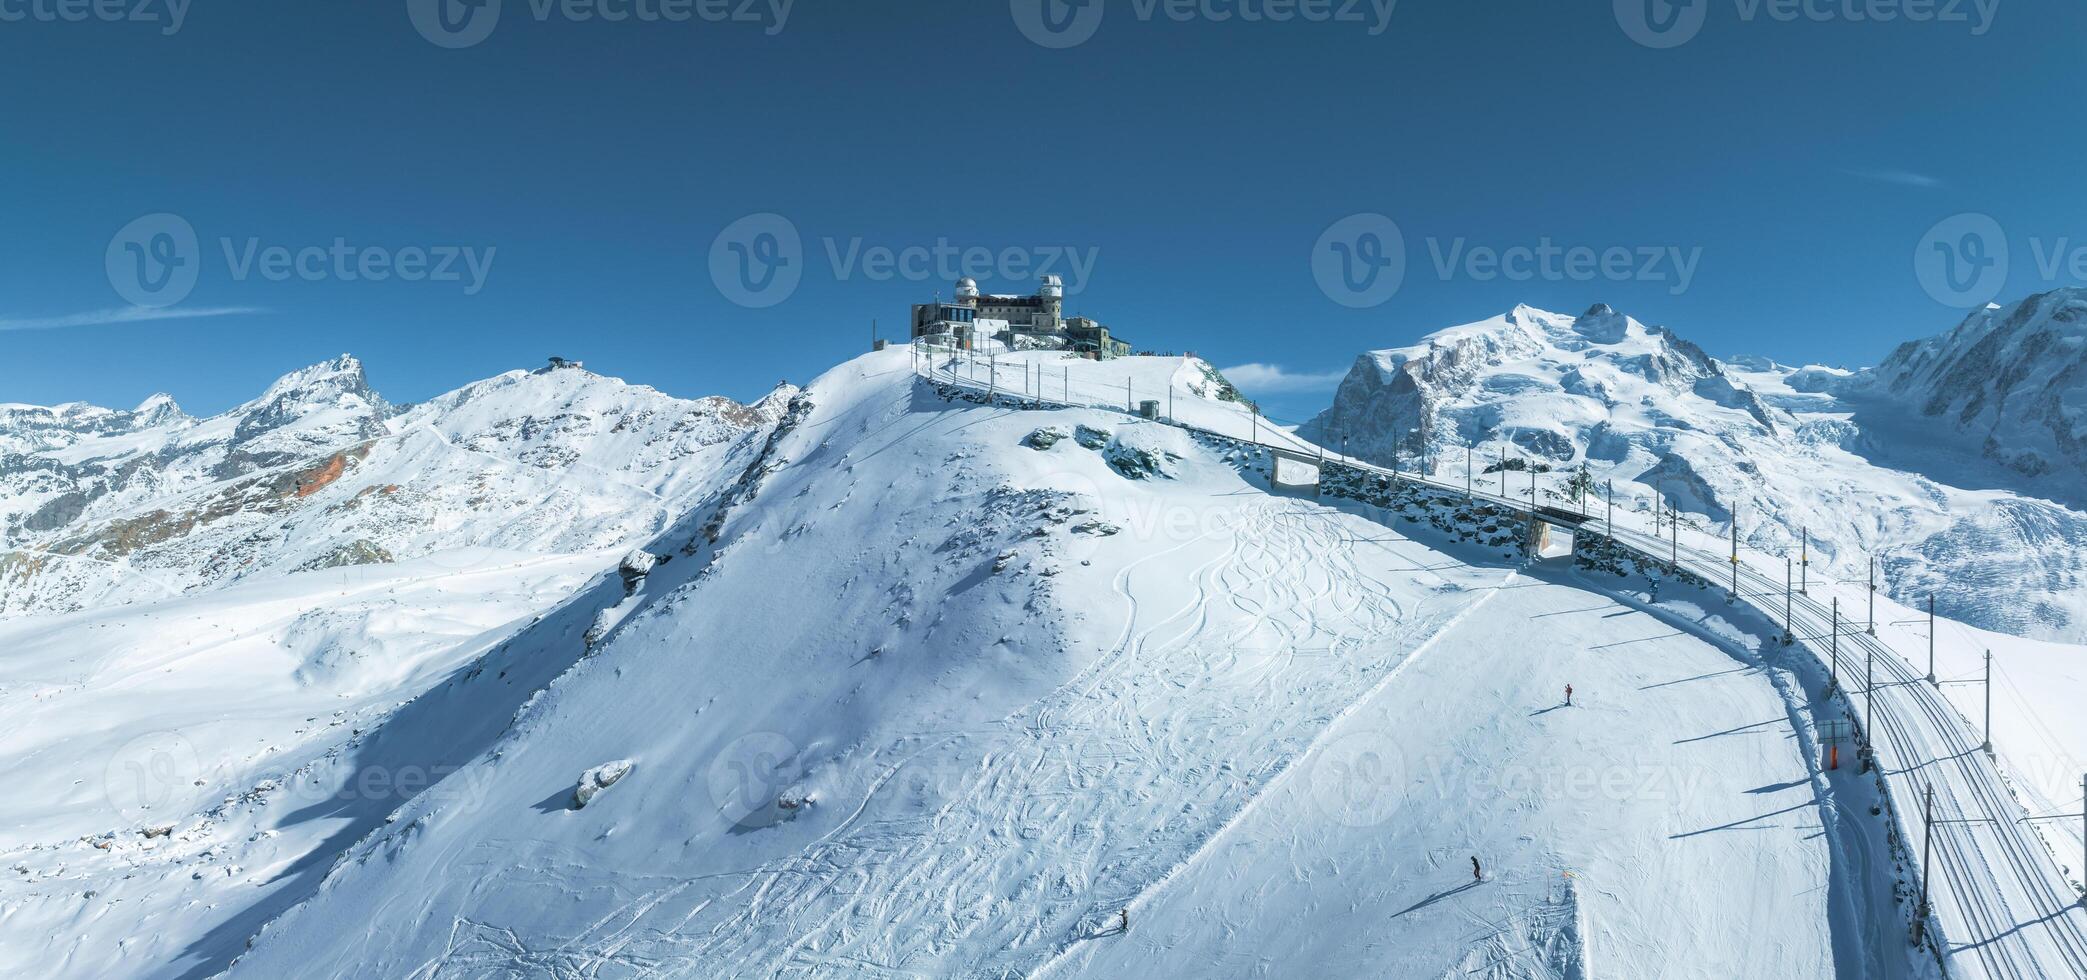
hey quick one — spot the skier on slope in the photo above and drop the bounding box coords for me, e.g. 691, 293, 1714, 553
1565, 684, 1573, 707
1472, 856, 1482, 881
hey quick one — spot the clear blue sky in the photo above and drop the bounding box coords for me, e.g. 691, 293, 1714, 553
3, 0, 2081, 423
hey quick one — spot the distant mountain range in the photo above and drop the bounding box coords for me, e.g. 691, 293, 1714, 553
1301, 289, 2087, 642
0, 354, 795, 619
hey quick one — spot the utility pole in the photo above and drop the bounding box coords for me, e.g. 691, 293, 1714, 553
1868, 556, 1878, 635
1983, 649, 1993, 754
1801, 527, 1809, 594
1467, 445, 1474, 499
1670, 506, 1678, 571
1915, 782, 1935, 945
1125, 377, 1132, 413
1784, 557, 1794, 644
1729, 513, 1740, 600
1927, 594, 1937, 685
1830, 598, 1841, 695
1606, 480, 1614, 543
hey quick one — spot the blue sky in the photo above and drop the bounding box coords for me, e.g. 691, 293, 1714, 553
2, 0, 2080, 423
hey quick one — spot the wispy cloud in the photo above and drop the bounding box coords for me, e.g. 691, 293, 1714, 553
1219, 362, 1349, 394
0, 306, 263, 332
1839, 168, 1945, 189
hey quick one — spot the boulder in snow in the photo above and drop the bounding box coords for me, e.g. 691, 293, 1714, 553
1073, 425, 1112, 450
573, 760, 634, 809
1023, 426, 1069, 450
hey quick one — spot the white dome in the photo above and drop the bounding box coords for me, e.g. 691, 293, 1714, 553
955, 277, 980, 298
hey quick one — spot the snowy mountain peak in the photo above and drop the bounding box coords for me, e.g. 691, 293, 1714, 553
1852, 286, 2087, 481
129, 392, 188, 428
1570, 302, 1633, 344
1305, 304, 1778, 471
244, 353, 383, 413
0, 353, 791, 618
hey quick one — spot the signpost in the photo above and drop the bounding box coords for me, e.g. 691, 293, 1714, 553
1819, 719, 1856, 770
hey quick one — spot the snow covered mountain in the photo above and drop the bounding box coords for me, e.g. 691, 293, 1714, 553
3, 347, 1921, 979
1847, 287, 2087, 487
1301, 301, 2087, 644
0, 355, 804, 980
0, 355, 796, 619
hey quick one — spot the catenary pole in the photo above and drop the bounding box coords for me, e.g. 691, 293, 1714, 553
1730, 511, 1739, 599
1801, 527, 1809, 594
1928, 594, 1937, 685
1785, 557, 1794, 644
1984, 649, 1994, 754
1831, 598, 1841, 694
1917, 782, 1935, 944
1868, 556, 1877, 635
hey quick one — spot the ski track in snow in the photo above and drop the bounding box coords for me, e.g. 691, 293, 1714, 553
411, 498, 1497, 978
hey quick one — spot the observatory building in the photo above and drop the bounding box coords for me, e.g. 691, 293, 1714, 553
910, 276, 1130, 356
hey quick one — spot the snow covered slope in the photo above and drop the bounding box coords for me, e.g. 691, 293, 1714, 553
193, 349, 1883, 979
1301, 302, 2087, 644
0, 356, 795, 619
0, 358, 798, 979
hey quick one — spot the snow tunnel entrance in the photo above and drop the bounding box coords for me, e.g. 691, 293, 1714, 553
1269, 451, 1322, 498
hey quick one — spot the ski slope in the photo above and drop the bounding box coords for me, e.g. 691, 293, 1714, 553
1045, 571, 1846, 980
